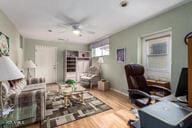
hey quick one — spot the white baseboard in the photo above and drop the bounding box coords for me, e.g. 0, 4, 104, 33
110, 88, 129, 97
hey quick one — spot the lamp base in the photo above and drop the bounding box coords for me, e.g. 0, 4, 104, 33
27, 68, 31, 79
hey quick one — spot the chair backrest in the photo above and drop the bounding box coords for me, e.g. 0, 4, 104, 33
124, 64, 147, 90
87, 66, 99, 76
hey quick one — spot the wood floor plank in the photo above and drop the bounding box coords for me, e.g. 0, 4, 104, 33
28, 87, 136, 128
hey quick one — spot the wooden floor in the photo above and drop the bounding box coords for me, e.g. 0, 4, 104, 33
27, 85, 136, 128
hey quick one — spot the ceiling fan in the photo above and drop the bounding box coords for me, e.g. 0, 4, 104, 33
55, 12, 95, 36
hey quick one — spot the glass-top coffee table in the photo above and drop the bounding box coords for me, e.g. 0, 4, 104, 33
57, 82, 88, 108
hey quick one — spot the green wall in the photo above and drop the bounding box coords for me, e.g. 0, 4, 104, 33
0, 9, 23, 67
97, 2, 192, 93
24, 38, 88, 81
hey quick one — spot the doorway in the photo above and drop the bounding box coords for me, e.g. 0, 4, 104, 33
35, 45, 57, 83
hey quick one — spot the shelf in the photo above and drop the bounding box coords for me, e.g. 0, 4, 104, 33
67, 67, 76, 69
67, 64, 76, 66
67, 59, 76, 61
67, 63, 76, 65
67, 62, 75, 64
77, 57, 90, 60
78, 51, 90, 58
67, 70, 76, 72
66, 71, 76, 73
67, 57, 76, 59
67, 60, 76, 62
64, 50, 90, 81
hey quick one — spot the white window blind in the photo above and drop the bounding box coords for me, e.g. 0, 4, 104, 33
141, 32, 172, 81
90, 38, 110, 57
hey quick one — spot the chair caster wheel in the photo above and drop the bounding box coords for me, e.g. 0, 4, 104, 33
128, 119, 136, 125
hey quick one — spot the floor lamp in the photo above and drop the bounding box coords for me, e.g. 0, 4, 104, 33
98, 57, 104, 79
0, 56, 24, 123
24, 59, 36, 79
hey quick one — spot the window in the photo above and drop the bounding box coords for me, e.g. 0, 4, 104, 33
92, 44, 109, 57
90, 38, 110, 57
140, 31, 172, 81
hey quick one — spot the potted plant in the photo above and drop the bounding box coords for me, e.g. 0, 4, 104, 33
65, 79, 77, 91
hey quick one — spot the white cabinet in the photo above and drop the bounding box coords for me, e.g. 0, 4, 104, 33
64, 50, 90, 81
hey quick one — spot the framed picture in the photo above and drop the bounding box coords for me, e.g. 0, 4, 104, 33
0, 32, 9, 56
116, 48, 125, 63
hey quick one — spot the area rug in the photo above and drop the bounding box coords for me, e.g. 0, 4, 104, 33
41, 92, 112, 128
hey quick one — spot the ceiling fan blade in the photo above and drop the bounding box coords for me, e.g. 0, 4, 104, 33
57, 23, 67, 28
58, 30, 67, 33
78, 16, 90, 24
57, 23, 74, 28
86, 30, 95, 34
55, 12, 94, 35
80, 29, 95, 34
55, 12, 77, 24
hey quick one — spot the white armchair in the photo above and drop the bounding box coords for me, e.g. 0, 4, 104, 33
80, 66, 100, 88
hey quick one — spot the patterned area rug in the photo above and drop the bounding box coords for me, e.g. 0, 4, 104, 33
41, 92, 112, 128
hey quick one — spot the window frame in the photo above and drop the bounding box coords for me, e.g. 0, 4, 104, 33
91, 44, 110, 57
138, 28, 172, 81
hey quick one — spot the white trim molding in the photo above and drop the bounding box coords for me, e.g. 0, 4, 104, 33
110, 88, 129, 97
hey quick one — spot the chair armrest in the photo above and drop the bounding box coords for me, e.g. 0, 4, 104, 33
9, 89, 45, 105
147, 85, 171, 95
90, 74, 98, 78
23, 83, 46, 92
80, 73, 85, 77
128, 89, 152, 105
128, 89, 151, 99
80, 74, 99, 79
9, 89, 46, 121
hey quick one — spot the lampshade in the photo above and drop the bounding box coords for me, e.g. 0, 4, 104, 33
0, 56, 24, 81
24, 59, 36, 69
98, 57, 104, 64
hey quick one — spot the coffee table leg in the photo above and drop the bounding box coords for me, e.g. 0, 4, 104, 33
80, 92, 84, 103
64, 96, 68, 108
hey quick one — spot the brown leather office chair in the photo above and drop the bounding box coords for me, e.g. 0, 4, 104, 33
124, 64, 171, 107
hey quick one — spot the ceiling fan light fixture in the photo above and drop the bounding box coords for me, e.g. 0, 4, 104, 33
73, 29, 81, 36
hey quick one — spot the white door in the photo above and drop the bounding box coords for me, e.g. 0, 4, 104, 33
76, 60, 90, 82
35, 45, 57, 83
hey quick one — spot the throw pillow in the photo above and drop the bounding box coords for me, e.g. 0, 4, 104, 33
8, 79, 26, 96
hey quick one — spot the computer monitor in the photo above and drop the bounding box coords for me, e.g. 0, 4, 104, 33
175, 68, 188, 97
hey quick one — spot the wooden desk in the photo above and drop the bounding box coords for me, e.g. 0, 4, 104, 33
147, 79, 170, 89
130, 96, 192, 128
147, 80, 170, 97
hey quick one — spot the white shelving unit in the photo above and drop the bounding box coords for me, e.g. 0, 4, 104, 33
64, 50, 90, 81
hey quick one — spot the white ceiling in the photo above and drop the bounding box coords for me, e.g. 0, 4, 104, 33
0, 0, 190, 44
